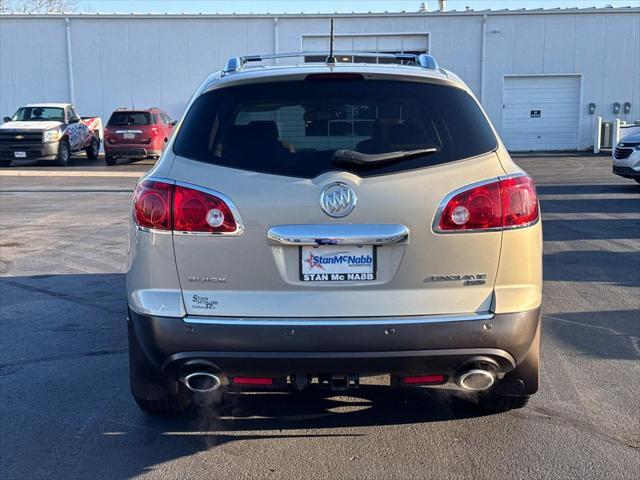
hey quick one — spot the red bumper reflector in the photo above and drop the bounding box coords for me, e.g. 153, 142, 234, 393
402, 375, 446, 385
232, 377, 274, 386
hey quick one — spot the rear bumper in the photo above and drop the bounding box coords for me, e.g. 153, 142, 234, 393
128, 307, 540, 391
0, 141, 58, 160
105, 145, 161, 158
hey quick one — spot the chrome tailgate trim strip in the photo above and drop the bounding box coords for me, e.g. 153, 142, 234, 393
267, 223, 409, 246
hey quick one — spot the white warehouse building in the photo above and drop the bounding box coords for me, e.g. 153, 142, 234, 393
0, 7, 639, 151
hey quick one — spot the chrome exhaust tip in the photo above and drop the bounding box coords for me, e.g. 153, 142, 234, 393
183, 372, 221, 393
455, 369, 496, 391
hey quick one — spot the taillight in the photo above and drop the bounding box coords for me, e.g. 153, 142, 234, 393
172, 184, 237, 233
499, 176, 539, 227
435, 174, 538, 232
133, 180, 172, 230
132, 180, 240, 234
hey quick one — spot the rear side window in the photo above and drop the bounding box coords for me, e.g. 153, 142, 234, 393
108, 111, 151, 126
174, 80, 497, 178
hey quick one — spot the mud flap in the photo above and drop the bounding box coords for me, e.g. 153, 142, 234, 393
493, 321, 540, 396
128, 318, 180, 400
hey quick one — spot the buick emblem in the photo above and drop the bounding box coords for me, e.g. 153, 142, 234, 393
15, 135, 24, 140
320, 182, 357, 218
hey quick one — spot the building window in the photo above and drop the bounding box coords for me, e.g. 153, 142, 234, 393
304, 50, 427, 65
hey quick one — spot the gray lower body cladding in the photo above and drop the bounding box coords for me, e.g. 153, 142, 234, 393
128, 307, 540, 395
612, 166, 640, 178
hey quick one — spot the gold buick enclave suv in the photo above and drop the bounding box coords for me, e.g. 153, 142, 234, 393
126, 53, 542, 415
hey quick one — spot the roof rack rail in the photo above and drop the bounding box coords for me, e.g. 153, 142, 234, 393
221, 52, 439, 76
416, 53, 439, 69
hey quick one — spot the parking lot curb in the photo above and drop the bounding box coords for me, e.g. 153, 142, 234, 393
0, 170, 143, 178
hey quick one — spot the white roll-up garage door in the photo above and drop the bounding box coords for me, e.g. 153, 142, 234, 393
501, 75, 581, 151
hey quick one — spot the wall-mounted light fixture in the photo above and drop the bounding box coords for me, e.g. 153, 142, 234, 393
613, 102, 621, 114
623, 102, 632, 114
588, 103, 596, 114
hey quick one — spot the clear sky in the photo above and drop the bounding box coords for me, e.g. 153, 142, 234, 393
76, 0, 638, 14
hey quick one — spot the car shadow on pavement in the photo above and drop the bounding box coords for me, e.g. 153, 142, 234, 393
61, 387, 491, 479
188, 385, 487, 432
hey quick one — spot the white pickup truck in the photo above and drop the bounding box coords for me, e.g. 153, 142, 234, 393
0, 103, 102, 167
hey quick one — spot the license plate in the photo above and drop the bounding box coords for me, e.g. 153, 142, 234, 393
14, 151, 26, 158
300, 245, 376, 282
123, 133, 136, 139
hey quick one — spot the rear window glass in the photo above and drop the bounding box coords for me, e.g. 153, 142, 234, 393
108, 111, 151, 126
173, 80, 497, 178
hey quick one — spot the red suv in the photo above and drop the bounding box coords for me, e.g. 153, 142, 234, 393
104, 108, 175, 165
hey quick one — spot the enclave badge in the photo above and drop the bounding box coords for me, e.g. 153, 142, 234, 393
427, 274, 487, 286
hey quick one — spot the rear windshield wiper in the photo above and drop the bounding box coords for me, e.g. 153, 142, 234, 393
332, 147, 439, 166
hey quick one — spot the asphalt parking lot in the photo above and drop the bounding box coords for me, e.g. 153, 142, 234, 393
0, 154, 638, 479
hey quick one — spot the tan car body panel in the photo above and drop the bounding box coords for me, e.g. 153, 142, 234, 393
167, 151, 506, 317
127, 228, 186, 318
127, 64, 542, 320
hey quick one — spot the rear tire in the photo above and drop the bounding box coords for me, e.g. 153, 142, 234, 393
105, 155, 117, 166
56, 140, 71, 166
0, 159, 12, 167
477, 391, 530, 412
85, 136, 100, 160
